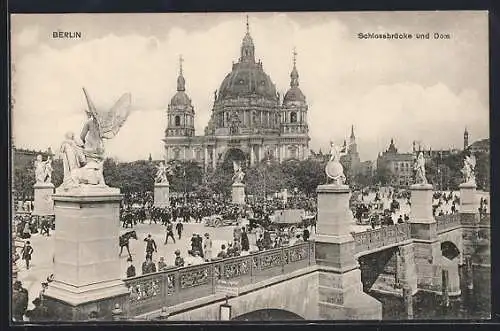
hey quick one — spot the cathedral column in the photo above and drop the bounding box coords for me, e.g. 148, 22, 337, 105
212, 149, 216, 170
204, 147, 208, 171
250, 145, 255, 166
258, 146, 263, 163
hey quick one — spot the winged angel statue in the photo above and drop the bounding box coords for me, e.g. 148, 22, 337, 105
155, 162, 173, 184
59, 87, 131, 189
461, 154, 476, 185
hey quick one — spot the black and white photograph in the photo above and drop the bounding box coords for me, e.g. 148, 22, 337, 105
10, 11, 490, 322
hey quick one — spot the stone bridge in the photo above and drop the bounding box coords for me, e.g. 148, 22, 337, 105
43, 182, 490, 321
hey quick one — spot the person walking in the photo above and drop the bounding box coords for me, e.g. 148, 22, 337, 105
144, 234, 157, 259
203, 233, 213, 262
21, 241, 34, 270
241, 227, 250, 251
164, 222, 176, 244
175, 221, 184, 240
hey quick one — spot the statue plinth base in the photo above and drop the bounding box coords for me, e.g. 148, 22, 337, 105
459, 182, 479, 214
44, 185, 128, 321
33, 182, 55, 216
154, 183, 170, 208
316, 184, 353, 237
232, 183, 246, 205
410, 183, 434, 223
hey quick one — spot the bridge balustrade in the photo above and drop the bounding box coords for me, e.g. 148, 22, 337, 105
124, 241, 315, 317
435, 213, 461, 233
352, 223, 411, 255
479, 213, 490, 224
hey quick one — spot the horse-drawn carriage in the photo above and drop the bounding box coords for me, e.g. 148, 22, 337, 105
248, 209, 315, 238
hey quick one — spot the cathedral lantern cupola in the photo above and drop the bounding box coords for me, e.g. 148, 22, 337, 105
240, 15, 255, 63
165, 55, 195, 138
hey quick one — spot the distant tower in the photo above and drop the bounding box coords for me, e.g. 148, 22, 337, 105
349, 125, 357, 154
464, 127, 469, 150
281, 47, 309, 160
165, 54, 195, 138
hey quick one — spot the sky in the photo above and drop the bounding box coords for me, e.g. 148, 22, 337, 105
11, 12, 489, 162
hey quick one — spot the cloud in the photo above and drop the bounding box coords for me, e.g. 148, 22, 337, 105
15, 26, 40, 48
11, 13, 488, 162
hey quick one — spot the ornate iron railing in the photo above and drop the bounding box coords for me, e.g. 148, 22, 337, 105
435, 213, 461, 233
480, 213, 490, 225
352, 223, 411, 255
124, 241, 315, 316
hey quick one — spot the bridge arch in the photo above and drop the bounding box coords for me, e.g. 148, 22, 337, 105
437, 228, 463, 264
441, 241, 460, 260
232, 308, 305, 321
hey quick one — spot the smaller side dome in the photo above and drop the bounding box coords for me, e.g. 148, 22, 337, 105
283, 48, 306, 104
283, 87, 306, 104
170, 91, 191, 107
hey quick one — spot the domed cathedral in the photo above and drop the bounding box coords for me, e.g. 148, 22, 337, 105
163, 16, 311, 171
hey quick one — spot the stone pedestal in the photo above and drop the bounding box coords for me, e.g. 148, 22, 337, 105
397, 244, 418, 295
441, 257, 461, 296
154, 183, 170, 208
315, 184, 382, 320
33, 182, 55, 216
232, 183, 246, 205
459, 183, 479, 214
410, 183, 434, 223
409, 183, 443, 293
44, 185, 129, 321
459, 183, 488, 266
316, 185, 353, 236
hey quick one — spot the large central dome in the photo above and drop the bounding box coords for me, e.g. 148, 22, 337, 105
218, 62, 277, 100
217, 26, 277, 101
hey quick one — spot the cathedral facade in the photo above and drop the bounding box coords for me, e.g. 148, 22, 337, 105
163, 20, 310, 171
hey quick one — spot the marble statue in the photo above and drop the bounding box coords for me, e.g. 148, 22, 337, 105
155, 162, 171, 184
58, 87, 131, 190
461, 154, 476, 185
60, 131, 86, 185
34, 155, 46, 183
232, 161, 245, 184
414, 152, 428, 184
34, 154, 53, 184
44, 156, 53, 183
325, 141, 348, 185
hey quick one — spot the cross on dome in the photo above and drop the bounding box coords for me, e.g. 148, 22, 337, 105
179, 54, 184, 76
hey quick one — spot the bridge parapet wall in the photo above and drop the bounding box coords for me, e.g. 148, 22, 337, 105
124, 242, 315, 317
352, 223, 410, 255
436, 214, 461, 233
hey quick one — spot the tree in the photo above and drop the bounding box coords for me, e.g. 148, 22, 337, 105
475, 151, 490, 191
245, 160, 286, 198
292, 159, 327, 196
103, 158, 156, 195
168, 160, 203, 195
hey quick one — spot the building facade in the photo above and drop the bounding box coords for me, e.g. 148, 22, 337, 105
376, 139, 415, 188
163, 20, 310, 171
